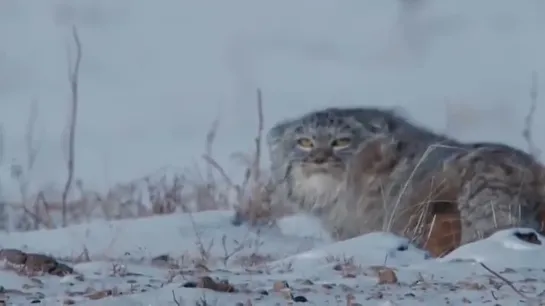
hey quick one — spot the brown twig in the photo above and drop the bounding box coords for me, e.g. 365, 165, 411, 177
62, 26, 82, 227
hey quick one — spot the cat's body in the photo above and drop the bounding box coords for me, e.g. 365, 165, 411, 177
233, 107, 545, 256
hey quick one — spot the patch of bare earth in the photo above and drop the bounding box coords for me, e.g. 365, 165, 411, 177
0, 249, 74, 277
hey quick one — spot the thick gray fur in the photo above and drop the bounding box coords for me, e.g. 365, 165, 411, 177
257, 106, 545, 248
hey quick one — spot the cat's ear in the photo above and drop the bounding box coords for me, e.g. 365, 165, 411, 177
394, 139, 406, 153
267, 117, 300, 147
367, 116, 395, 134
343, 116, 365, 130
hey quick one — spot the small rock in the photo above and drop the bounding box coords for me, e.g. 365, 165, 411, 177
338, 284, 354, 292
293, 295, 308, 303
0, 249, 75, 277
396, 244, 408, 251
378, 268, 398, 285
86, 290, 113, 300
182, 281, 197, 288
501, 268, 516, 274
151, 254, 170, 264
322, 284, 334, 290
197, 276, 235, 293
514, 231, 541, 245
300, 279, 314, 285
346, 293, 362, 306
457, 281, 486, 291
0, 249, 27, 264
273, 281, 290, 292
25, 253, 64, 275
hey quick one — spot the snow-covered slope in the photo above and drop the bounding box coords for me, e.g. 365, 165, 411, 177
1, 211, 545, 305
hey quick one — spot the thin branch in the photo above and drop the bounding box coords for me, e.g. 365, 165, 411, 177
171, 290, 181, 306
201, 154, 238, 193
62, 26, 82, 227
20, 99, 41, 228
0, 125, 3, 165
252, 89, 264, 183
221, 234, 245, 266
187, 209, 213, 263
522, 71, 540, 158
479, 262, 527, 300
205, 118, 220, 183
25, 99, 40, 171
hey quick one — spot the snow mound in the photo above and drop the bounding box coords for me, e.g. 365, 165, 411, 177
269, 232, 430, 274
275, 213, 333, 241
0, 210, 324, 264
442, 228, 545, 269
2, 212, 545, 305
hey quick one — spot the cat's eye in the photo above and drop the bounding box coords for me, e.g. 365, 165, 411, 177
296, 137, 314, 149
331, 137, 351, 148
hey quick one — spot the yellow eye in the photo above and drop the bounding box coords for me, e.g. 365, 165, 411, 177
331, 137, 351, 148
296, 137, 314, 149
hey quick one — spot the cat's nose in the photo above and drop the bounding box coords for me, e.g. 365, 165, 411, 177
312, 148, 332, 164
314, 155, 327, 164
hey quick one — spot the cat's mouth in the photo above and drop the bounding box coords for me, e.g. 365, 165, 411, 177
301, 161, 345, 177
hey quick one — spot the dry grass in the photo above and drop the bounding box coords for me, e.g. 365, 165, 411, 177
0, 26, 278, 231
383, 71, 543, 257
0, 86, 279, 232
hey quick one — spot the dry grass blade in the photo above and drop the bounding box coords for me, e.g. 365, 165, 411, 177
252, 89, 264, 184
202, 155, 240, 196
386, 143, 465, 231
523, 71, 540, 159
205, 118, 220, 183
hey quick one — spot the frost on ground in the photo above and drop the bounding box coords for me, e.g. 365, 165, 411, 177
0, 211, 545, 305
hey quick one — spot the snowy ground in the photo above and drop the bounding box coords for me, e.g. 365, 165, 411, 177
0, 211, 545, 305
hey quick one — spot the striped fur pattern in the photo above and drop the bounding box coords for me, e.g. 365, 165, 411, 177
238, 106, 545, 251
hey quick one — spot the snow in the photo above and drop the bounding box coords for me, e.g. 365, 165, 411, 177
1, 0, 545, 305
442, 228, 545, 269
1, 212, 545, 305
0, 211, 320, 261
